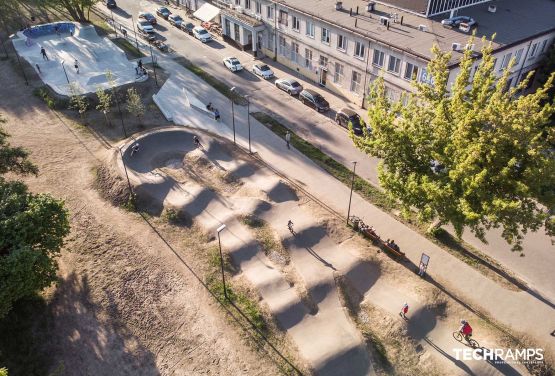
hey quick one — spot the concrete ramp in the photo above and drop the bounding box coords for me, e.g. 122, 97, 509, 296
74, 24, 101, 42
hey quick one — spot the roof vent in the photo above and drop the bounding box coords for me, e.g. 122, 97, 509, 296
418, 24, 427, 32
465, 43, 475, 51
452, 42, 461, 51
335, 1, 342, 10
488, 5, 497, 13
367, 1, 376, 12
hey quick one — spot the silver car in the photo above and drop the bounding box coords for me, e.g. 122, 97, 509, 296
275, 78, 303, 95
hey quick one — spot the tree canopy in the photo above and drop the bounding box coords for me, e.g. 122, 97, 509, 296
0, 114, 70, 318
352, 37, 555, 251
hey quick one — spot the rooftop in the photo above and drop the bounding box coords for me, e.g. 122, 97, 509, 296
276, 0, 555, 65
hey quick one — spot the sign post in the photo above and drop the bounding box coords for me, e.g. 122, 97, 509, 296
418, 253, 430, 277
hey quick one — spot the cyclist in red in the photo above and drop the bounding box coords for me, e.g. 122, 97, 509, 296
459, 319, 473, 342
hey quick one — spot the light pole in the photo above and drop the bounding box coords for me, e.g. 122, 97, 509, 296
216, 224, 228, 300
347, 161, 357, 224
230, 87, 237, 145
149, 43, 158, 87
246, 95, 251, 153
61, 60, 70, 84
131, 15, 139, 51
110, 9, 117, 37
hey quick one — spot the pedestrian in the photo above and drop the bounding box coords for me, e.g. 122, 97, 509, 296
214, 108, 220, 121
138, 59, 143, 70
74, 59, 79, 74
131, 143, 140, 156
122, 28, 127, 38
40, 46, 48, 60
285, 131, 291, 149
399, 302, 409, 319
193, 135, 202, 149
35, 64, 41, 74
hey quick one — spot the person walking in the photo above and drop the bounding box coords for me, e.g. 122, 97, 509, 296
138, 59, 143, 70
74, 59, 79, 74
285, 130, 291, 149
399, 302, 409, 319
40, 46, 48, 60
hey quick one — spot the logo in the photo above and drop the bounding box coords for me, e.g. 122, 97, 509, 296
454, 348, 544, 365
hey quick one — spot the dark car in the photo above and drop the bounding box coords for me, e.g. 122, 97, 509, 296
156, 7, 171, 19
106, 0, 117, 8
299, 89, 329, 112
335, 108, 366, 135
139, 12, 157, 25
275, 78, 303, 95
181, 22, 195, 35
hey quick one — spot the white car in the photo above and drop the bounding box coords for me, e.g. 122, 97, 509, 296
223, 57, 243, 72
193, 26, 212, 42
137, 20, 154, 33
252, 63, 274, 79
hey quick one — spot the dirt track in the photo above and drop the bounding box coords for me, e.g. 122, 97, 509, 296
0, 60, 281, 375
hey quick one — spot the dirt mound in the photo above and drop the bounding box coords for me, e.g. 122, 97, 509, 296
93, 163, 131, 207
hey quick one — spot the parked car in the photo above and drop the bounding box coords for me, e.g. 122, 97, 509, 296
137, 20, 154, 33
193, 26, 212, 42
274, 78, 303, 95
156, 7, 171, 19
299, 89, 329, 112
105, 0, 117, 9
139, 12, 157, 25
441, 16, 476, 28
168, 14, 183, 27
252, 63, 274, 79
335, 108, 367, 136
181, 22, 195, 35
223, 57, 243, 72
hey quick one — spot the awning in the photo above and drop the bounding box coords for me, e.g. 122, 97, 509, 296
193, 3, 221, 22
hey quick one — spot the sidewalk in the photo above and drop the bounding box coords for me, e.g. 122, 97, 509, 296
149, 53, 555, 358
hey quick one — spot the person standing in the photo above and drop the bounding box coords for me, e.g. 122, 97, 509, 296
74, 59, 79, 74
285, 130, 291, 149
138, 59, 143, 70
193, 135, 202, 149
40, 46, 48, 60
399, 303, 409, 319
131, 143, 140, 156
214, 108, 220, 121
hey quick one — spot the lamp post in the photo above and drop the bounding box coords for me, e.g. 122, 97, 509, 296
149, 43, 158, 87
110, 8, 117, 37
346, 161, 357, 224
131, 15, 139, 50
61, 60, 70, 84
216, 224, 228, 300
230, 87, 237, 145
246, 95, 251, 153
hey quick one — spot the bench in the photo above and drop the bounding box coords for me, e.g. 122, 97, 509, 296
380, 242, 405, 259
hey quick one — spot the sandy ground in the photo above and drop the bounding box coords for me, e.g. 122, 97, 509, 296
0, 60, 281, 375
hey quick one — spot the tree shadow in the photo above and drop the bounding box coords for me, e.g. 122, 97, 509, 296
266, 180, 298, 203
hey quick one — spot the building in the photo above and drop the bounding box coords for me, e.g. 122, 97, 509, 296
219, 0, 555, 106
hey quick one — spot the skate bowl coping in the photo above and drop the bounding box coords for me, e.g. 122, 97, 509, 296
23, 22, 75, 38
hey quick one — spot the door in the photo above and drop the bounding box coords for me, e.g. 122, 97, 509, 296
257, 33, 263, 50
319, 68, 327, 86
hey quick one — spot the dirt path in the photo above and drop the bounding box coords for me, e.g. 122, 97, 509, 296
0, 60, 281, 375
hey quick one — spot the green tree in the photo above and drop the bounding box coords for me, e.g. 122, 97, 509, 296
0, 116, 38, 176
68, 82, 89, 123
35, 0, 99, 22
96, 86, 112, 126
352, 37, 555, 251
536, 42, 555, 124
126, 87, 145, 125
0, 367, 7, 376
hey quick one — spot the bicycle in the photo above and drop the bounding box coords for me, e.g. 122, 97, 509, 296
452, 331, 479, 348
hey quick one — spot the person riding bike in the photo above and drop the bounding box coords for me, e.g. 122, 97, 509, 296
459, 319, 473, 342
287, 220, 293, 232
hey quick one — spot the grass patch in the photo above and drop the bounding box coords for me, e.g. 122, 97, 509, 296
33, 86, 67, 110
253, 112, 395, 211
174, 57, 247, 105
112, 37, 145, 59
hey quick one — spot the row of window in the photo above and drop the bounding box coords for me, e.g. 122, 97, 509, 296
498, 38, 552, 72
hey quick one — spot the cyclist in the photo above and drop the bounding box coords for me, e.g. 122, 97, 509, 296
459, 319, 473, 342
287, 220, 294, 232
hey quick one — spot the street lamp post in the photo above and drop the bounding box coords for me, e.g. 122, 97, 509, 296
61, 60, 70, 84
230, 87, 237, 145
246, 96, 251, 153
347, 161, 357, 224
216, 224, 228, 300
110, 9, 117, 37
131, 15, 139, 51
149, 44, 158, 87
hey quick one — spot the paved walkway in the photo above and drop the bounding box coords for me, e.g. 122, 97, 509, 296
147, 55, 555, 360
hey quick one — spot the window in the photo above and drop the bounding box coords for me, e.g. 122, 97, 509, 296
540, 39, 548, 54
266, 6, 274, 19
235, 0, 240, 4
278, 10, 288, 26
234, 23, 240, 41
305, 48, 313, 68
306, 21, 314, 38
291, 42, 299, 63
337, 34, 346, 51
403, 62, 418, 80
292, 16, 300, 31
354, 41, 365, 59
372, 49, 384, 67
255, 1, 261, 14
500, 52, 512, 71
319, 55, 328, 68
245, 0, 251, 10
514, 48, 524, 64
387, 55, 401, 74
279, 36, 287, 56
351, 71, 362, 93
321, 27, 330, 44
529, 43, 538, 59
334, 62, 344, 84
225, 19, 231, 36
